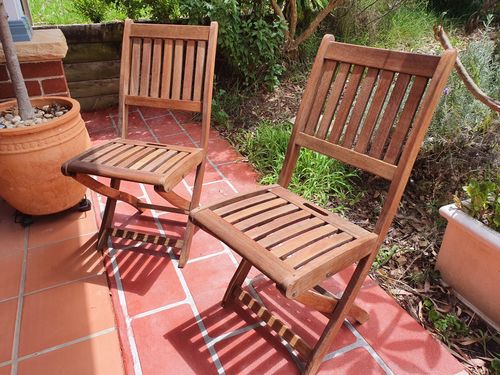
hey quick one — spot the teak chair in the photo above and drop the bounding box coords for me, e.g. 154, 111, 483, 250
62, 20, 218, 267
191, 36, 456, 374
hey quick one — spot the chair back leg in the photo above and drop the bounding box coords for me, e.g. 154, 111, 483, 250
96, 178, 121, 250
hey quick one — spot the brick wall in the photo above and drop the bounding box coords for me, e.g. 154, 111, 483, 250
0, 60, 69, 101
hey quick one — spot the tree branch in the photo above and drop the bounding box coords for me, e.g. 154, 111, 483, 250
434, 25, 500, 112
289, 0, 344, 51
289, 0, 297, 42
270, 0, 290, 41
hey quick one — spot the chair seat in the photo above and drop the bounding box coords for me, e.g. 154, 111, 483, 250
191, 185, 378, 298
62, 138, 204, 190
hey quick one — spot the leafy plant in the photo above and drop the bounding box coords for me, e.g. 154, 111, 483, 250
372, 245, 399, 270
181, 0, 286, 88
429, 28, 500, 146
236, 121, 357, 211
423, 299, 469, 341
73, 0, 109, 23
453, 176, 500, 231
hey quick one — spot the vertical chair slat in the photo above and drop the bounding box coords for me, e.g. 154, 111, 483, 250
150, 39, 163, 98
193, 41, 206, 101
160, 39, 174, 99
129, 38, 142, 95
171, 40, 184, 100
139, 38, 152, 96
369, 73, 412, 158
315, 63, 350, 139
384, 76, 428, 163
342, 68, 379, 148
303, 60, 337, 135
182, 40, 196, 100
354, 70, 394, 153
328, 64, 365, 144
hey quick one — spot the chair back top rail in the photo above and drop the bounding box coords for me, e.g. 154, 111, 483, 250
279, 36, 456, 239
119, 20, 218, 148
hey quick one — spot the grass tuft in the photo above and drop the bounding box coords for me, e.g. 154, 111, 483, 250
235, 121, 358, 212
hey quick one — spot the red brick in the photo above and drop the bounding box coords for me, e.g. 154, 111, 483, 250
41, 77, 68, 95
0, 82, 15, 99
0, 64, 9, 81
20, 61, 64, 79
25, 80, 42, 97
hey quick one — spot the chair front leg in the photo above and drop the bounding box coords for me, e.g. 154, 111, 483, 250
97, 178, 121, 250
304, 255, 372, 375
222, 259, 252, 307
178, 162, 206, 267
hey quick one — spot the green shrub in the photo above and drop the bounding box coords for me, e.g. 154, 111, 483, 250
73, 0, 109, 23
180, 0, 286, 89
429, 31, 500, 144
454, 176, 500, 231
236, 121, 357, 211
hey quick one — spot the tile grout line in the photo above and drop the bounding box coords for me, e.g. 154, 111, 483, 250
16, 327, 116, 363
137, 181, 226, 374
96, 192, 143, 375
26, 229, 98, 251
23, 273, 104, 298
10, 224, 29, 375
345, 320, 395, 374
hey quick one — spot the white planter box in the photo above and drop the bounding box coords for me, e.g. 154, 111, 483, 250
436, 203, 500, 330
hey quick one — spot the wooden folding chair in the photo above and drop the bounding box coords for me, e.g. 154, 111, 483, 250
191, 36, 456, 374
62, 20, 218, 267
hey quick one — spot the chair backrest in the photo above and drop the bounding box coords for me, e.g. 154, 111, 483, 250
119, 20, 218, 148
279, 35, 456, 240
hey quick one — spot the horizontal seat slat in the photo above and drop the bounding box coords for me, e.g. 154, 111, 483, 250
271, 225, 337, 259
224, 197, 289, 224
215, 192, 277, 217
245, 210, 312, 240
285, 232, 354, 269
234, 204, 301, 232
257, 217, 324, 248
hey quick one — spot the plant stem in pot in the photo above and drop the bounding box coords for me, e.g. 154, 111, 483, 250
0, 0, 34, 120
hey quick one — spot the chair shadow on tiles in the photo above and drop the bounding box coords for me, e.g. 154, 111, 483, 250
164, 268, 444, 374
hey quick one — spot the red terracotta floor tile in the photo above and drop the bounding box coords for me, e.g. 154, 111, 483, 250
184, 162, 222, 187
0, 366, 10, 375
199, 180, 237, 205
0, 248, 22, 301
318, 347, 386, 374
89, 127, 119, 144
354, 282, 464, 374
81, 110, 114, 134
182, 122, 219, 142
27, 208, 98, 249
0, 299, 17, 363
0, 199, 26, 252
146, 114, 183, 137
251, 277, 357, 351
17, 331, 124, 375
25, 234, 104, 293
112, 248, 185, 317
214, 326, 299, 375
217, 161, 261, 194
132, 304, 219, 374
138, 106, 170, 119
187, 229, 225, 260
171, 110, 195, 123
206, 137, 245, 166
19, 275, 115, 356
182, 254, 261, 338
127, 129, 156, 142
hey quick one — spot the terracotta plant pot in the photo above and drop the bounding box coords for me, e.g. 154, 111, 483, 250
0, 96, 90, 215
436, 203, 500, 330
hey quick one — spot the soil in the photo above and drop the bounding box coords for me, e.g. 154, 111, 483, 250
221, 60, 500, 374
